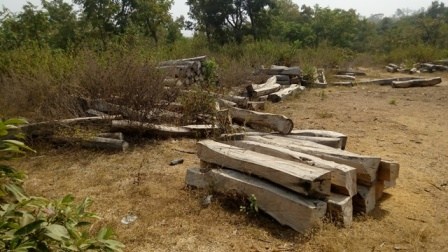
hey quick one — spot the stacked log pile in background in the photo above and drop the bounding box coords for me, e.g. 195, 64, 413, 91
186, 129, 400, 232
159, 56, 208, 86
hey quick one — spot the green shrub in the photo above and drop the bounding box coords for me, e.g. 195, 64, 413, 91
0, 118, 124, 251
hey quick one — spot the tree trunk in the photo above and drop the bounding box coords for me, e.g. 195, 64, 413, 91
392, 77, 442, 88
267, 85, 305, 103
289, 129, 348, 150
229, 107, 294, 134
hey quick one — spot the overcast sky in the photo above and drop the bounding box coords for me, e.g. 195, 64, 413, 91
1, 0, 443, 18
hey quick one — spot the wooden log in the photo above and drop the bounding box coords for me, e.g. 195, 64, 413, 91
111, 120, 195, 138
316, 68, 327, 84
385, 66, 397, 73
375, 180, 385, 201
277, 80, 291, 85
336, 70, 367, 76
20, 117, 116, 138
283, 135, 343, 149
86, 109, 109, 117
97, 132, 124, 140
263, 65, 287, 75
333, 75, 356, 81
50, 136, 129, 151
197, 140, 332, 198
217, 98, 237, 108
226, 140, 357, 197
275, 75, 291, 82
159, 56, 207, 66
183, 124, 222, 137
185, 168, 327, 233
378, 160, 400, 182
245, 135, 380, 184
281, 67, 301, 76
327, 194, 353, 227
267, 84, 305, 103
289, 129, 348, 150
247, 101, 265, 111
353, 184, 376, 214
357, 77, 421, 86
331, 81, 354, 87
247, 76, 282, 98
222, 95, 248, 108
229, 107, 294, 134
392, 77, 442, 88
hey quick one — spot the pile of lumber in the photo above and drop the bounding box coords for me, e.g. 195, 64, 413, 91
244, 76, 306, 104
186, 129, 400, 232
386, 62, 448, 74
258, 65, 301, 85
159, 56, 208, 86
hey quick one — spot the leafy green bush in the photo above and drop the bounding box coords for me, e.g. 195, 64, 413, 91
0, 118, 124, 251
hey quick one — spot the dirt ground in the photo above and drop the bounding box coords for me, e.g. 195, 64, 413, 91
14, 69, 448, 251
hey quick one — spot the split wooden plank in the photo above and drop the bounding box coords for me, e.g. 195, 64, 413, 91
245, 134, 380, 184
226, 140, 357, 197
197, 140, 332, 199
111, 120, 195, 138
283, 135, 343, 149
353, 184, 376, 214
289, 129, 348, 150
327, 194, 353, 227
185, 168, 327, 233
229, 107, 294, 134
392, 77, 442, 88
267, 84, 305, 103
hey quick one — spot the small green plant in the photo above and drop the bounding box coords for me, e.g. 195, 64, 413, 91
0, 118, 125, 251
239, 194, 258, 214
202, 58, 219, 86
300, 65, 316, 86
389, 99, 397, 105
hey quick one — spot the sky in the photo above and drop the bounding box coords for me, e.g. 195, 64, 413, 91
0, 0, 443, 19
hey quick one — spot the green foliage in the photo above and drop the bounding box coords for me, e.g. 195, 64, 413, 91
202, 58, 219, 86
239, 194, 258, 214
0, 119, 124, 251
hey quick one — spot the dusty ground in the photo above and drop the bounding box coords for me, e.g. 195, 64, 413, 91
14, 69, 448, 251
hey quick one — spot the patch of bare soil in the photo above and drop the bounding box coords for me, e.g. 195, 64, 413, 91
16, 69, 448, 251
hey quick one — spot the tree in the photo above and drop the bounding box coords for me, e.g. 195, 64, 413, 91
42, 0, 78, 50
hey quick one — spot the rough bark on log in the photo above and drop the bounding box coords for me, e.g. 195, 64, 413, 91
353, 184, 376, 214
327, 194, 353, 227
229, 107, 294, 134
245, 134, 380, 184
197, 140, 332, 198
392, 77, 442, 88
267, 84, 304, 103
185, 168, 327, 233
50, 136, 129, 151
289, 129, 348, 150
111, 120, 195, 138
226, 140, 357, 197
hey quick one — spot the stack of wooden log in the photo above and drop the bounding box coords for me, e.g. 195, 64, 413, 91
186, 129, 400, 233
159, 56, 208, 86
258, 65, 301, 85
386, 62, 448, 74
245, 76, 305, 104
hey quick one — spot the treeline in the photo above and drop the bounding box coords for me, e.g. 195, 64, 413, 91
1, 0, 448, 56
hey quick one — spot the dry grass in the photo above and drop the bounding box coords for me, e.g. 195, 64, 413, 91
11, 68, 448, 251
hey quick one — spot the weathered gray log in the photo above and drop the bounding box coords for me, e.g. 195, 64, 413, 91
252, 82, 281, 98
197, 140, 332, 198
229, 107, 294, 134
86, 109, 109, 117
385, 66, 397, 73
275, 75, 291, 82
392, 77, 442, 88
336, 70, 367, 76
159, 56, 207, 66
281, 67, 301, 76
245, 134, 380, 184
185, 168, 327, 233
357, 77, 421, 86
222, 95, 248, 108
327, 194, 353, 227
353, 184, 376, 214
276, 80, 291, 85
20, 117, 116, 138
111, 120, 195, 138
183, 124, 222, 137
378, 160, 400, 182
289, 129, 348, 150
247, 101, 265, 111
246, 76, 277, 96
217, 98, 237, 108
267, 84, 304, 103
283, 135, 343, 149
226, 140, 357, 196
333, 75, 356, 81
50, 136, 129, 151
97, 132, 124, 140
